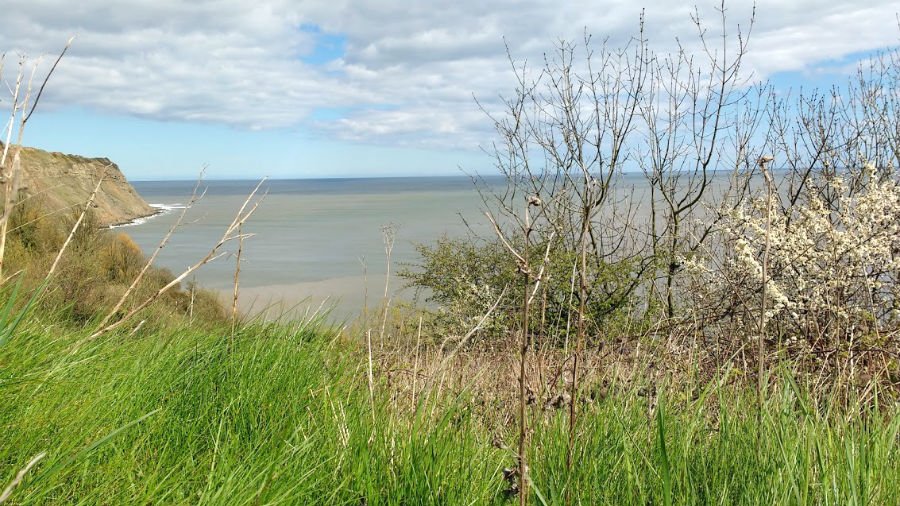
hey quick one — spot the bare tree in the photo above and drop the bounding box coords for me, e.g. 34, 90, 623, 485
638, 3, 765, 319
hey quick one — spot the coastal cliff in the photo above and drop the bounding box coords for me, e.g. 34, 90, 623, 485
2, 142, 154, 227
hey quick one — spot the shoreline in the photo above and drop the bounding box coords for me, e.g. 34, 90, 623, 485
105, 203, 186, 229
214, 275, 420, 323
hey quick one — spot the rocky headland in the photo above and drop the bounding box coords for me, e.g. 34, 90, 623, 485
1, 142, 154, 227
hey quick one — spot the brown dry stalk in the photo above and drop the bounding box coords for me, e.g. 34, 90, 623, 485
231, 222, 244, 340
87, 178, 266, 341
412, 315, 423, 409
566, 197, 590, 487
486, 196, 552, 505
360, 256, 369, 322
0, 451, 46, 504
379, 224, 396, 350
518, 202, 532, 506
188, 281, 195, 322
46, 175, 105, 277
0, 61, 27, 282
0, 151, 23, 282
0, 63, 23, 165
366, 328, 376, 421
94, 176, 207, 332
759, 155, 775, 404
0, 39, 72, 282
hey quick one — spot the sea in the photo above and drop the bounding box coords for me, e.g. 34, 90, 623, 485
125, 172, 739, 322
125, 177, 506, 321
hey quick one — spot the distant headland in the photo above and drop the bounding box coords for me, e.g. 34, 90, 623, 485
1, 141, 154, 227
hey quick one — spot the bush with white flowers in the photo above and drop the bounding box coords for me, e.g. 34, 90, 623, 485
690, 163, 900, 352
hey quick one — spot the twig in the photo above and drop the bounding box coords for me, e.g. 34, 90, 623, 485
46, 175, 105, 277
87, 178, 266, 341
94, 175, 207, 332
231, 222, 244, 341
758, 155, 774, 405
412, 315, 422, 409
23, 37, 74, 125
426, 286, 508, 394
485, 211, 526, 267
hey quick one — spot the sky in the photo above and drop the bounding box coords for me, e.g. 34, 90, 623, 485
0, 0, 898, 180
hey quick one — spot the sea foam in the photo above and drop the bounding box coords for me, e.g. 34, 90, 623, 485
108, 203, 186, 229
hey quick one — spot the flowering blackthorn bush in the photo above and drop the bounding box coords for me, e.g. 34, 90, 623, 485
688, 163, 900, 356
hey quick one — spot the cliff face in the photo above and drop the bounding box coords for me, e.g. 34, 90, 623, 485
3, 143, 155, 227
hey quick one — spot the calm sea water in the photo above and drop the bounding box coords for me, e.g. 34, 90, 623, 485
126, 172, 748, 320
127, 177, 505, 320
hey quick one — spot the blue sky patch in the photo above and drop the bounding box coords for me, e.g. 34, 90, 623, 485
299, 24, 347, 65
768, 48, 887, 92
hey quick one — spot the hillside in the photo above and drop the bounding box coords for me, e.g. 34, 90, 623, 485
2, 142, 154, 227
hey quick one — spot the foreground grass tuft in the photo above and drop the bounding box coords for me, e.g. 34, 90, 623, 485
1, 310, 898, 504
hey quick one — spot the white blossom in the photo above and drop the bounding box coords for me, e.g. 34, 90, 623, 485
688, 164, 900, 344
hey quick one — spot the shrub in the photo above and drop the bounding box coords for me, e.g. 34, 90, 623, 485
3, 196, 225, 327
402, 235, 642, 347
686, 164, 900, 355
99, 233, 145, 282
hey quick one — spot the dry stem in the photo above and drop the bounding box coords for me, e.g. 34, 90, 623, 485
231, 222, 244, 340
0, 452, 46, 504
94, 176, 207, 332
88, 178, 266, 341
46, 175, 105, 277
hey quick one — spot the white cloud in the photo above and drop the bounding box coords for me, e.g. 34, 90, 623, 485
1, 0, 898, 149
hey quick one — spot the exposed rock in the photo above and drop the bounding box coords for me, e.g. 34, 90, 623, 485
0, 142, 155, 227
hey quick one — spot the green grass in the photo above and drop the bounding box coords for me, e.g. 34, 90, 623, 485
1, 306, 898, 504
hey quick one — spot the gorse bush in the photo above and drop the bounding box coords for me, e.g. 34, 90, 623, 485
403, 237, 515, 341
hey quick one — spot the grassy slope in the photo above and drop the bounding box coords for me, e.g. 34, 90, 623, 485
1, 303, 898, 505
